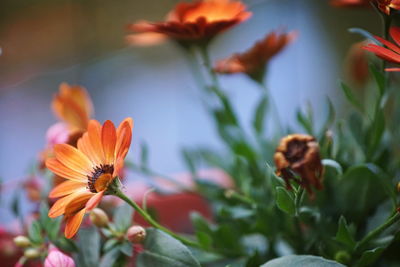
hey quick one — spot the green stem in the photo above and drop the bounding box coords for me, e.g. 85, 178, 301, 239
355, 212, 400, 252
224, 189, 256, 206
293, 187, 305, 253
260, 83, 284, 135
114, 188, 201, 248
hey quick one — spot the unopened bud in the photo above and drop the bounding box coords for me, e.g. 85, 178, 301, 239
397, 182, 400, 193
24, 248, 40, 259
14, 236, 31, 248
90, 208, 109, 228
126, 225, 146, 243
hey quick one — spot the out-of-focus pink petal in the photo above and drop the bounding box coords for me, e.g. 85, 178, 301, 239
44, 247, 75, 267
46, 122, 70, 147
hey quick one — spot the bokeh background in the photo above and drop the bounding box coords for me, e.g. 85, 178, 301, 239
0, 0, 379, 223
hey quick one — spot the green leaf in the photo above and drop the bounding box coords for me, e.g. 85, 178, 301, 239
340, 82, 363, 113
335, 216, 356, 248
261, 255, 345, 267
137, 228, 200, 267
181, 148, 197, 174
38, 202, 50, 228
119, 241, 133, 257
275, 187, 295, 215
195, 231, 212, 249
366, 109, 385, 158
11, 191, 20, 217
296, 108, 313, 134
28, 220, 43, 245
103, 239, 119, 253
319, 97, 335, 138
77, 227, 101, 267
355, 247, 385, 267
47, 217, 62, 241
322, 159, 343, 175
370, 65, 386, 96
99, 247, 121, 267
54, 237, 78, 253
252, 95, 268, 134
140, 141, 149, 169
113, 203, 133, 232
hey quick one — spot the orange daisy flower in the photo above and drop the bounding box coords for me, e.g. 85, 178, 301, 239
46, 118, 133, 238
214, 30, 297, 82
363, 26, 400, 71
126, 0, 251, 45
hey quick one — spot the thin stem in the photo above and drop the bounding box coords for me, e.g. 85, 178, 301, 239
293, 187, 305, 253
224, 189, 256, 206
114, 188, 201, 248
355, 212, 400, 252
260, 83, 284, 135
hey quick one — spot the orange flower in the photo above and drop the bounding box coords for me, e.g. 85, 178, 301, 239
330, 0, 369, 7
214, 30, 297, 82
46, 118, 133, 238
126, 0, 251, 45
376, 0, 400, 14
363, 26, 400, 71
345, 41, 370, 86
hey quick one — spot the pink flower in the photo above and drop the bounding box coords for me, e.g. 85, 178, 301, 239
44, 246, 75, 267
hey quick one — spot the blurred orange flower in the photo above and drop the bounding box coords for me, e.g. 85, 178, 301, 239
330, 0, 369, 7
345, 41, 370, 86
126, 0, 251, 46
46, 118, 133, 238
376, 0, 400, 14
363, 26, 400, 71
214, 30, 297, 82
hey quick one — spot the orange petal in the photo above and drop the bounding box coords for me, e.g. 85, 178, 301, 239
78, 133, 102, 166
125, 32, 167, 46
54, 144, 93, 175
65, 208, 86, 239
49, 180, 87, 198
85, 191, 105, 210
65, 192, 94, 214
48, 190, 88, 218
88, 120, 105, 163
46, 158, 87, 182
115, 119, 133, 161
385, 68, 400, 71
101, 120, 117, 164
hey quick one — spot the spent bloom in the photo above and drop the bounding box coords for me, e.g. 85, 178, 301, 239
126, 0, 251, 46
274, 134, 323, 195
363, 26, 400, 71
46, 118, 133, 238
214, 30, 297, 83
44, 246, 75, 267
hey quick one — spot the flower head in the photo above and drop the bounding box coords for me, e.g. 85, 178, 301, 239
46, 118, 133, 238
274, 134, 323, 195
376, 0, 400, 14
214, 30, 297, 83
363, 26, 400, 71
126, 0, 251, 46
44, 246, 75, 267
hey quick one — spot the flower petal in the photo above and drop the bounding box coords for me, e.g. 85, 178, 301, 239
65, 192, 94, 214
85, 191, 105, 210
375, 36, 400, 55
46, 158, 87, 182
87, 120, 105, 163
49, 180, 87, 198
54, 144, 93, 175
65, 208, 86, 239
48, 190, 88, 218
390, 26, 400, 47
77, 133, 102, 166
385, 67, 400, 71
102, 120, 117, 164
115, 118, 133, 161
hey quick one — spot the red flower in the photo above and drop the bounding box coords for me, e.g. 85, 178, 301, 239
127, 0, 251, 45
363, 26, 400, 71
330, 0, 369, 7
376, 0, 400, 14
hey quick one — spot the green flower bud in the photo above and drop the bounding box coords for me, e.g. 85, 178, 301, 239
24, 248, 41, 259
90, 208, 109, 228
13, 236, 31, 248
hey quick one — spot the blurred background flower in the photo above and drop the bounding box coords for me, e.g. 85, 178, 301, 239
0, 0, 380, 225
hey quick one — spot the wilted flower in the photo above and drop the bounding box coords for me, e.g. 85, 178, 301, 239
274, 134, 323, 195
214, 30, 297, 83
127, 225, 146, 243
44, 246, 75, 267
89, 208, 109, 228
46, 118, 133, 238
126, 0, 251, 46
363, 26, 400, 71
345, 41, 370, 87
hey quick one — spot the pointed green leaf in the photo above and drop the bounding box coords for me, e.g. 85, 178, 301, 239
335, 216, 356, 248
261, 255, 345, 266
252, 95, 268, 134
340, 82, 363, 113
114, 203, 133, 232
276, 187, 295, 215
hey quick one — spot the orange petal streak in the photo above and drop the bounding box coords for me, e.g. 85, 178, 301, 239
46, 158, 87, 182
49, 180, 87, 198
101, 120, 117, 164
54, 144, 94, 175
85, 191, 105, 210
65, 208, 86, 238
48, 190, 88, 218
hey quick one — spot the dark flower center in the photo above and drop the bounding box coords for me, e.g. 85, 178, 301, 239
87, 164, 114, 193
284, 140, 308, 164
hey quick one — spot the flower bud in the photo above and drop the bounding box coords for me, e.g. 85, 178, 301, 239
126, 225, 146, 243
89, 208, 109, 228
274, 134, 324, 196
24, 248, 40, 259
13, 236, 31, 248
44, 247, 75, 267
397, 182, 400, 193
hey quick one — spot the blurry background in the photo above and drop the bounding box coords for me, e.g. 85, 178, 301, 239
0, 0, 380, 223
